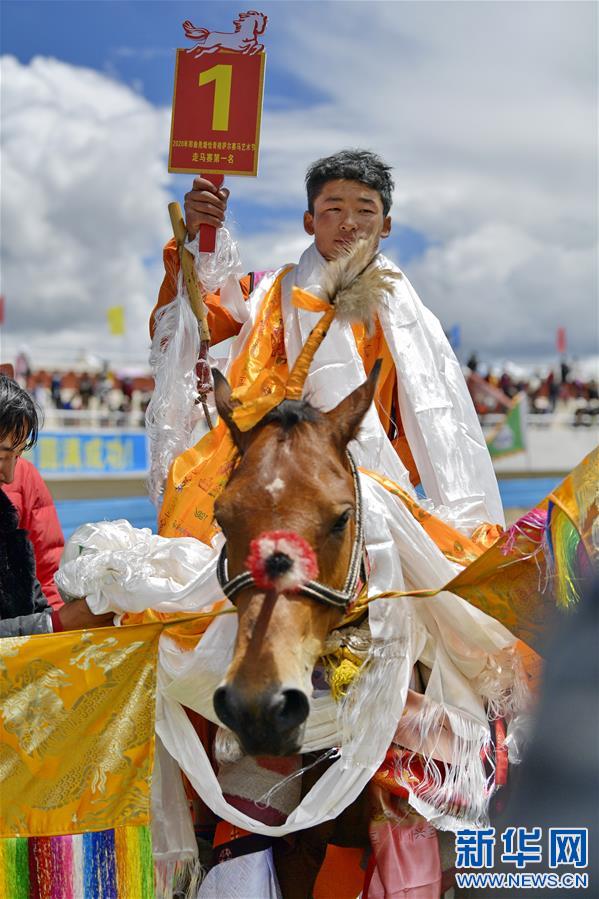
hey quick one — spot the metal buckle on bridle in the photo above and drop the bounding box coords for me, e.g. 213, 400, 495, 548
216, 451, 364, 611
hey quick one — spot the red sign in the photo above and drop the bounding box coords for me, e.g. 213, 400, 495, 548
556, 326, 567, 355
169, 50, 265, 176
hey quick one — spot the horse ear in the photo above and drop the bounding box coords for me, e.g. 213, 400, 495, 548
325, 359, 382, 448
212, 368, 248, 453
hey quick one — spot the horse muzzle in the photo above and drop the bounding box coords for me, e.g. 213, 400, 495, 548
213, 683, 310, 756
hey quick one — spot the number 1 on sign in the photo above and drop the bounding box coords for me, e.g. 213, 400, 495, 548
199, 64, 233, 131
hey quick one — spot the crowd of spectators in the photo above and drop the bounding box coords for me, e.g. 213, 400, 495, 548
13, 353, 153, 427
7, 350, 599, 430
465, 353, 599, 425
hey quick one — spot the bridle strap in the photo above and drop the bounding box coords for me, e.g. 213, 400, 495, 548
216, 451, 364, 611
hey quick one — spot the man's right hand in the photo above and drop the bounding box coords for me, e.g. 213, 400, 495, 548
184, 177, 229, 240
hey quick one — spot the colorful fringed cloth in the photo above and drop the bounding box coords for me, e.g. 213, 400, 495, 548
425, 446, 598, 656
0, 827, 154, 899
544, 444, 597, 608
0, 622, 162, 898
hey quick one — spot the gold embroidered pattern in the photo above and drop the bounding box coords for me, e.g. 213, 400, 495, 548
0, 623, 160, 837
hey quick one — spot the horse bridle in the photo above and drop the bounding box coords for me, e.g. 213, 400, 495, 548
216, 451, 364, 611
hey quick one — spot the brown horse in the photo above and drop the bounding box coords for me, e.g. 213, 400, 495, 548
209, 363, 384, 896
209, 362, 465, 898
212, 360, 380, 757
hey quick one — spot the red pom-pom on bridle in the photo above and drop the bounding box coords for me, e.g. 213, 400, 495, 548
245, 530, 319, 592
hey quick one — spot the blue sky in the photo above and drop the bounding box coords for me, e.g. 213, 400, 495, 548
1, 0, 430, 263
2, 2, 328, 108
1, 1, 596, 367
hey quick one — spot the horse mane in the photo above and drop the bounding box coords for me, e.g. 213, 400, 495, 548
262, 399, 323, 431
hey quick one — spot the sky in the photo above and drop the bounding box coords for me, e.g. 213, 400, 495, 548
1, 0, 597, 371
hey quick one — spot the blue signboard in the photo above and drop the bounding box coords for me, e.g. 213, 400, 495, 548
26, 431, 149, 477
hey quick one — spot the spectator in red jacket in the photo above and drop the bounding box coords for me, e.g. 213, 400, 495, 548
2, 456, 65, 610
0, 372, 113, 635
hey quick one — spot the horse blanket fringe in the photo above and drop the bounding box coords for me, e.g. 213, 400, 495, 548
0, 826, 154, 899
1, 451, 594, 895
0, 623, 161, 897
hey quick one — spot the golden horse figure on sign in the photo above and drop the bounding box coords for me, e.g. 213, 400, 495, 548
183, 11, 268, 57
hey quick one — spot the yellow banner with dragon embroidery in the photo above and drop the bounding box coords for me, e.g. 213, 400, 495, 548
0, 622, 160, 838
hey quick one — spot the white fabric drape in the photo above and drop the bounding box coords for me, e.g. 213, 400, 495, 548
219, 243, 504, 534
56, 241, 517, 840
58, 468, 518, 834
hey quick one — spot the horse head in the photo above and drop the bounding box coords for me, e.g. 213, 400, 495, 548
235, 11, 268, 37
212, 361, 380, 756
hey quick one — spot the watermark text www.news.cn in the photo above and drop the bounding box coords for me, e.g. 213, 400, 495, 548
454, 826, 589, 891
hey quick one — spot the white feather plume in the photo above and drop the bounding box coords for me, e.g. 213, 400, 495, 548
321, 237, 402, 328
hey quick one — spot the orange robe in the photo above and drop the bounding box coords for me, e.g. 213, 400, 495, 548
151, 239, 420, 486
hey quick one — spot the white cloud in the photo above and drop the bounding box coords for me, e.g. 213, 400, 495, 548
241, 232, 313, 273
1, 55, 172, 365
233, 1, 597, 359
1, 1, 597, 365
408, 224, 597, 356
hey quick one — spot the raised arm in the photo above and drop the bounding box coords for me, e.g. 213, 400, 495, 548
150, 178, 252, 345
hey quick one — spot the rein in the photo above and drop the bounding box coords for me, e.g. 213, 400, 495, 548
216, 451, 365, 611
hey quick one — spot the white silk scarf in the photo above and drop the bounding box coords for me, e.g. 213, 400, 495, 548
220, 243, 504, 534
58, 242, 519, 839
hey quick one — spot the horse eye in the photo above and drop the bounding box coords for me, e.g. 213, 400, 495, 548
331, 509, 352, 534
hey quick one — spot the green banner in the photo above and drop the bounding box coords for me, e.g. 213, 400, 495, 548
487, 394, 527, 458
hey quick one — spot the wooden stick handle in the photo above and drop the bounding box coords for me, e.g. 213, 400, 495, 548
168, 201, 211, 342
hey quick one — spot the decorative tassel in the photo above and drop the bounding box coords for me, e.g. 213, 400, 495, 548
245, 530, 318, 592
0, 838, 29, 899
52, 834, 74, 898
546, 501, 584, 609
214, 726, 245, 764
501, 507, 547, 558
115, 825, 154, 898
84, 830, 117, 898
155, 857, 205, 899
329, 657, 361, 701
30, 835, 53, 898
323, 642, 367, 702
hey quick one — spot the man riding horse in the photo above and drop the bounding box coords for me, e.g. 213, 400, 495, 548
152, 150, 503, 540
125, 149, 522, 896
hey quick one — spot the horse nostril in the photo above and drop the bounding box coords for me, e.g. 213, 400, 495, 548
214, 684, 310, 749
213, 685, 238, 732
271, 688, 310, 735
264, 551, 293, 579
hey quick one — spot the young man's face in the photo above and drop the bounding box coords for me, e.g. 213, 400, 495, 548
303, 179, 392, 261
0, 434, 26, 485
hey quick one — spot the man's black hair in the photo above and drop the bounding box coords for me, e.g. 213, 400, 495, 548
0, 374, 39, 450
305, 149, 394, 217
